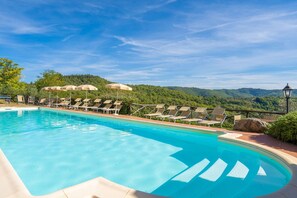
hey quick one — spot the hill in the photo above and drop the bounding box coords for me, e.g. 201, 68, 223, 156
63, 74, 110, 87
30, 71, 292, 113
167, 87, 283, 98
55, 75, 285, 112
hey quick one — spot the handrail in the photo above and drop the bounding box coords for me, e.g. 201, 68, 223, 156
223, 108, 285, 117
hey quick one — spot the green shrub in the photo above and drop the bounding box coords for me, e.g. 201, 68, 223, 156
266, 111, 297, 144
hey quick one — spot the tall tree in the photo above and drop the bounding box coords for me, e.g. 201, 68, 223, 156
35, 70, 65, 90
0, 58, 24, 95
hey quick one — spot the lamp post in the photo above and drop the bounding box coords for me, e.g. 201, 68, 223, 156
283, 83, 293, 114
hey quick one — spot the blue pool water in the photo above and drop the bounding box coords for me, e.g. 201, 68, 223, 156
0, 109, 291, 197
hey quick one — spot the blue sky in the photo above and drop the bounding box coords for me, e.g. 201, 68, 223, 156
1, 0, 297, 89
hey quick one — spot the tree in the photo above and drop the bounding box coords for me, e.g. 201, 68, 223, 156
35, 70, 65, 90
0, 58, 24, 95
26, 83, 38, 96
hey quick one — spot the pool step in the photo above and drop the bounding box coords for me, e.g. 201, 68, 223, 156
199, 158, 228, 182
172, 158, 253, 184
172, 158, 210, 182
226, 161, 249, 179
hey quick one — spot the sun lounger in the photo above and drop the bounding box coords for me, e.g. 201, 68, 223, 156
103, 105, 123, 114
86, 99, 102, 110
198, 106, 227, 127
67, 98, 81, 108
17, 95, 25, 104
55, 99, 71, 108
101, 100, 113, 106
113, 100, 122, 106
144, 104, 165, 118
157, 105, 178, 119
28, 96, 35, 104
98, 103, 113, 112
97, 100, 113, 111
169, 107, 191, 122
78, 99, 91, 111
54, 99, 67, 107
61, 101, 71, 108
234, 115, 242, 125
38, 98, 46, 105
74, 98, 82, 102
69, 101, 82, 109
47, 98, 55, 107
104, 101, 122, 113
54, 101, 64, 107
182, 107, 208, 123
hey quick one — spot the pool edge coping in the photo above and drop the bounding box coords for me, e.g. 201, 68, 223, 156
0, 107, 39, 112
0, 107, 297, 198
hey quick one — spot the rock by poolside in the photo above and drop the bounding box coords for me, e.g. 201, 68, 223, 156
234, 118, 269, 133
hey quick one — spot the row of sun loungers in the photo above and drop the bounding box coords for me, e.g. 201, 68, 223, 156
38, 98, 226, 126
145, 104, 227, 127
39, 98, 123, 114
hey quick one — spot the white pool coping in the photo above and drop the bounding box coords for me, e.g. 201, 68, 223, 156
0, 107, 38, 112
0, 107, 297, 197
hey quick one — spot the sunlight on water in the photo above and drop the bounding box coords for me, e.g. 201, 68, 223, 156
0, 109, 292, 197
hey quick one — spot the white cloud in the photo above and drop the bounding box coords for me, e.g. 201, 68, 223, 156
0, 10, 54, 34
62, 35, 75, 42
3, 0, 297, 89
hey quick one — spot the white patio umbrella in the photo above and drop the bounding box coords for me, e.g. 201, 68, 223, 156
50, 86, 63, 106
105, 83, 132, 101
106, 83, 132, 115
41, 86, 54, 107
62, 85, 77, 102
76, 84, 98, 100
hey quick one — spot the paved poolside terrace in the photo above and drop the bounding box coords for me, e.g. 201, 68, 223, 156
1, 105, 297, 198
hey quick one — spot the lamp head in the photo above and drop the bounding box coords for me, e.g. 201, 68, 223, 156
283, 83, 293, 98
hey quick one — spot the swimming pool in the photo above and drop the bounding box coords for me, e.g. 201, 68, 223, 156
0, 109, 292, 197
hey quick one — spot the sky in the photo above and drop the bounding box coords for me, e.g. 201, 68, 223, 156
1, 0, 297, 89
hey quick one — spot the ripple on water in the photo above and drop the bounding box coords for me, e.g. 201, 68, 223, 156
0, 110, 292, 197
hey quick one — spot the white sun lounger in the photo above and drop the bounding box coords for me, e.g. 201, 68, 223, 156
78, 99, 91, 111
17, 95, 25, 104
198, 106, 227, 127
86, 99, 102, 110
98, 100, 113, 112
103, 105, 123, 114
69, 102, 82, 109
169, 107, 191, 122
182, 107, 208, 123
157, 105, 178, 119
144, 104, 165, 118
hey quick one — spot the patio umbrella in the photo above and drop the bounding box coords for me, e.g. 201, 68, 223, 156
62, 85, 77, 102
76, 84, 98, 100
41, 86, 53, 107
105, 83, 132, 100
50, 86, 62, 106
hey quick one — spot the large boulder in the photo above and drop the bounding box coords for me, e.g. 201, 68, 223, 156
234, 118, 269, 133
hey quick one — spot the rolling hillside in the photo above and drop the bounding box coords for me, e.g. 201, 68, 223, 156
167, 87, 283, 98
57, 75, 286, 112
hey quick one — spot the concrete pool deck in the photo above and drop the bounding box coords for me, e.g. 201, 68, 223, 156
1, 106, 297, 197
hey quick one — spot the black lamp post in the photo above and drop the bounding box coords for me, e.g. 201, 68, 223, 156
283, 83, 293, 114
